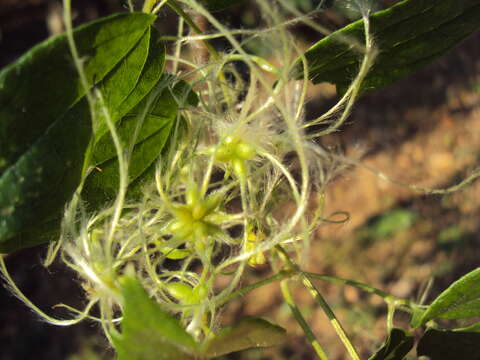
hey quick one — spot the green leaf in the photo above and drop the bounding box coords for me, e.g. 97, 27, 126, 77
113, 277, 198, 360
412, 268, 480, 328
200, 0, 245, 12
370, 209, 416, 238
417, 328, 480, 360
295, 0, 480, 94
0, 13, 154, 172
202, 317, 287, 358
368, 328, 414, 360
83, 77, 197, 208
0, 13, 156, 252
91, 26, 156, 139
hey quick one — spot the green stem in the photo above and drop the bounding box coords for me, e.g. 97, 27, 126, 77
127, 0, 134, 12
215, 247, 413, 358
387, 304, 395, 332
216, 269, 412, 312
276, 246, 359, 360
214, 175, 249, 305
143, 0, 157, 12
215, 271, 293, 307
172, 16, 185, 73
303, 273, 410, 309
63, 0, 97, 178
280, 280, 330, 360
166, 0, 233, 106
166, 0, 219, 59
300, 274, 360, 360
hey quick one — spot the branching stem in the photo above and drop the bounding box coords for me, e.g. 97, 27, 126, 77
280, 279, 330, 360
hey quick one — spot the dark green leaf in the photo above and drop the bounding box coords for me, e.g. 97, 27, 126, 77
0, 13, 154, 173
0, 218, 62, 253
112, 277, 198, 360
295, 0, 480, 94
83, 77, 197, 208
119, 80, 198, 200
412, 268, 480, 328
417, 328, 480, 360
0, 99, 92, 253
0, 13, 156, 252
203, 317, 287, 358
200, 0, 245, 12
91, 27, 153, 138
368, 328, 414, 360
92, 29, 165, 142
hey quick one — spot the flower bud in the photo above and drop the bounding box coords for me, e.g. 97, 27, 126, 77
166, 282, 194, 302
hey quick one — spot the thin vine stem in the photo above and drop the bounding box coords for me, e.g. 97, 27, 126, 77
142, 0, 157, 12
300, 274, 360, 360
0, 255, 92, 326
215, 268, 412, 312
166, 0, 219, 58
214, 248, 415, 358
280, 279, 330, 360
166, 0, 233, 105
387, 304, 395, 332
276, 246, 360, 360
215, 270, 292, 307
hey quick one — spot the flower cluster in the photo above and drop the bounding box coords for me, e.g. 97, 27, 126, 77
20, 0, 374, 345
